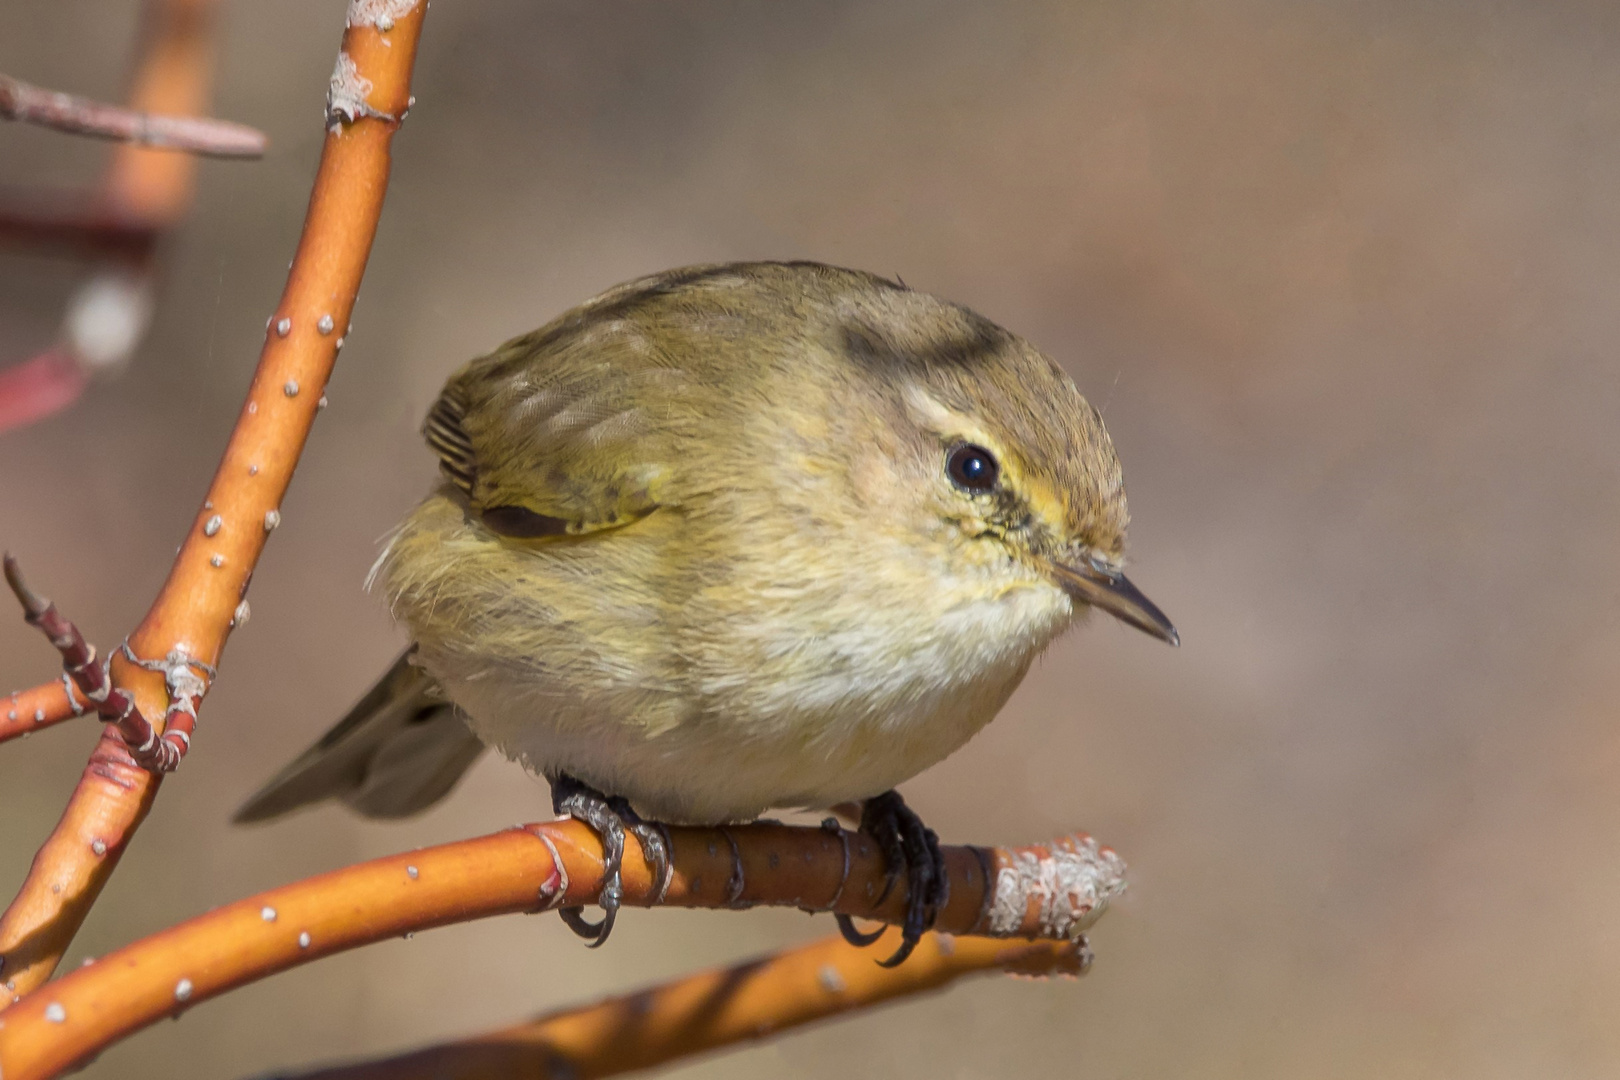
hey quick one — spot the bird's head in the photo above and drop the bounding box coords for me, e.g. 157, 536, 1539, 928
836, 286, 1178, 648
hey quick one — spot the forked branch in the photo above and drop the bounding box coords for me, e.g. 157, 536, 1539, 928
4, 555, 204, 771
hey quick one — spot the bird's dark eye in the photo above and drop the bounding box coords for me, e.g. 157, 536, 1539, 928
946, 443, 999, 492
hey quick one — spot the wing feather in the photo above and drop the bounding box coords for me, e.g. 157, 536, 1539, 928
417, 290, 701, 537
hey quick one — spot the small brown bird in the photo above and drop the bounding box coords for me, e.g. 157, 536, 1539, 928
238, 261, 1176, 963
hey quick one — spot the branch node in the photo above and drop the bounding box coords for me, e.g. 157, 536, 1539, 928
346, 0, 421, 31
115, 642, 214, 773
530, 829, 569, 910
650, 822, 674, 904
326, 52, 397, 130
58, 674, 85, 717
718, 826, 748, 908
117, 642, 215, 695
813, 817, 852, 913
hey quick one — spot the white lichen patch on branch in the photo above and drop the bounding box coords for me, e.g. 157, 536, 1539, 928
327, 52, 374, 128
327, 2, 419, 128
326, 51, 402, 129
346, 0, 419, 30
986, 836, 1126, 941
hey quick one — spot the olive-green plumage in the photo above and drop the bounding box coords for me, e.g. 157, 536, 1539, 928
238, 261, 1173, 827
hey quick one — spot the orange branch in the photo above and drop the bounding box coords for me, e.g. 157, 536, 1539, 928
279, 931, 1090, 1080
0, 0, 428, 1003
0, 822, 1123, 1080
1, 680, 84, 744
103, 0, 231, 224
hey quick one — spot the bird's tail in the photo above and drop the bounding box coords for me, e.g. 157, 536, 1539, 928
233, 651, 485, 823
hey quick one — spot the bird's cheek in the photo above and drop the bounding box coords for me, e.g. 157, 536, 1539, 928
847, 452, 904, 510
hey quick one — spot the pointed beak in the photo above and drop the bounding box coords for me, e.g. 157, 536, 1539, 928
1050, 556, 1179, 646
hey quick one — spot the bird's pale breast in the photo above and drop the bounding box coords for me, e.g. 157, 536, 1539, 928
378, 486, 1075, 824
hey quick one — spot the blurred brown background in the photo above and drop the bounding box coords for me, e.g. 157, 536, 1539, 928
4, 1, 1620, 1076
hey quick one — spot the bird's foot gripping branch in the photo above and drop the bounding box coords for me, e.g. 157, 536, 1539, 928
0, 820, 1125, 1080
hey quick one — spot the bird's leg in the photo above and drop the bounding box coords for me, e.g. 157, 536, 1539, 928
549, 773, 672, 946
835, 789, 949, 966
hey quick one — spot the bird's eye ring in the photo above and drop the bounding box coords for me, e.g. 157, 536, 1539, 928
946, 443, 1000, 492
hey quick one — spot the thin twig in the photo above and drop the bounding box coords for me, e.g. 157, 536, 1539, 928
0, 2, 429, 1003
0, 72, 265, 158
272, 931, 1091, 1080
1, 554, 172, 767
0, 821, 1124, 1080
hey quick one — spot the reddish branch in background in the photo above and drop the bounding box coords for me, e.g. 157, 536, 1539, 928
0, 0, 264, 434
0, 821, 1124, 1080
0, 0, 428, 1006
0, 351, 90, 435
0, 71, 264, 156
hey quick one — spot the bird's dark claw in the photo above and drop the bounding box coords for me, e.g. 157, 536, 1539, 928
551, 774, 669, 947
846, 790, 948, 966
836, 912, 887, 947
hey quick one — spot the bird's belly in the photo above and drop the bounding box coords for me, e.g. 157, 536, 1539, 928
385, 492, 1075, 824
426, 641, 1033, 825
